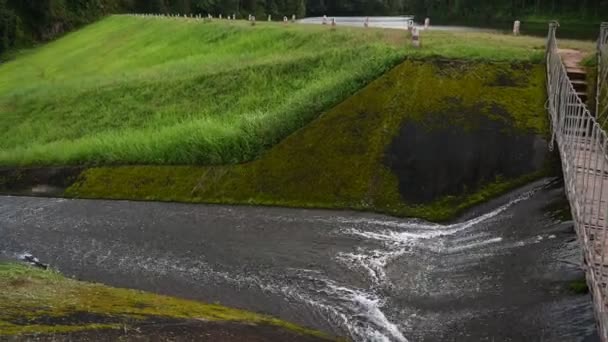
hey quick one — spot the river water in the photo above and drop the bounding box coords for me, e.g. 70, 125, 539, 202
0, 179, 599, 341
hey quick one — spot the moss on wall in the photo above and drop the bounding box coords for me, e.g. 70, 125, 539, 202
66, 59, 549, 222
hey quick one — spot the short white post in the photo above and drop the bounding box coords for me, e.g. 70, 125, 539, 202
513, 20, 521, 36
283, 16, 288, 23
248, 14, 252, 21
322, 15, 327, 25
268, 14, 272, 21
407, 19, 414, 32
219, 14, 222, 19
412, 26, 421, 48
424, 18, 430, 30
292, 14, 296, 23
232, 14, 236, 20
364, 16, 369, 28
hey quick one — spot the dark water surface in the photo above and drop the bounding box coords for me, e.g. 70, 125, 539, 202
0, 179, 599, 341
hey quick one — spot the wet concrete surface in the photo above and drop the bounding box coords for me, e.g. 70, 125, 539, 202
298, 17, 498, 33
385, 108, 547, 203
5, 318, 328, 342
0, 179, 599, 341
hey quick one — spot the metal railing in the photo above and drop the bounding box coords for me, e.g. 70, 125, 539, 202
547, 22, 608, 340
597, 23, 608, 126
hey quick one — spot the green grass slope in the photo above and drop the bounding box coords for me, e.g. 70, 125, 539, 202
0, 262, 332, 339
0, 15, 406, 166
67, 60, 549, 221
0, 15, 592, 166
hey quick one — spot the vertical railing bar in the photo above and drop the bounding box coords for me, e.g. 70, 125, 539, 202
597, 139, 607, 299
593, 129, 604, 228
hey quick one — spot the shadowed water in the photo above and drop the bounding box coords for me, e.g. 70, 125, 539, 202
0, 179, 598, 341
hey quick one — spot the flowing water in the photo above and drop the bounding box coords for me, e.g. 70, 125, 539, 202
0, 179, 599, 341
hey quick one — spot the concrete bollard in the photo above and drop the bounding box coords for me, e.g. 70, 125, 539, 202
268, 14, 272, 22
407, 19, 414, 32
233, 14, 236, 20
292, 14, 296, 23
513, 20, 521, 36
424, 18, 430, 30
322, 15, 328, 25
364, 16, 369, 28
248, 14, 252, 21
283, 16, 288, 24
412, 27, 421, 48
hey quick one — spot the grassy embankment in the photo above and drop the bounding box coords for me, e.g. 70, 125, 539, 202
66, 60, 551, 221
0, 15, 592, 166
0, 262, 332, 339
0, 15, 596, 221
0, 15, 407, 166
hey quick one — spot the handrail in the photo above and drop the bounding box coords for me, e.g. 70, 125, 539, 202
597, 22, 608, 125
547, 22, 608, 341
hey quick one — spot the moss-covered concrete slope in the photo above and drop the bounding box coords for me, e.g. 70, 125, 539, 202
0, 262, 333, 340
65, 59, 549, 222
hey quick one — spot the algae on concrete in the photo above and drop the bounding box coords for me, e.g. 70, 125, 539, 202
0, 262, 332, 339
66, 60, 550, 222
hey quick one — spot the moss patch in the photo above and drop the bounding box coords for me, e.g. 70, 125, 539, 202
0, 263, 332, 339
568, 279, 590, 295
66, 59, 549, 222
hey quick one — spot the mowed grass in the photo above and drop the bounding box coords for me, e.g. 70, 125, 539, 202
0, 15, 593, 166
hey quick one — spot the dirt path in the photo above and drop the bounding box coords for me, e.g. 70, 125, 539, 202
559, 48, 588, 72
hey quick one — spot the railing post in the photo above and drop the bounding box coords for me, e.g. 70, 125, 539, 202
546, 21, 559, 59
596, 22, 608, 120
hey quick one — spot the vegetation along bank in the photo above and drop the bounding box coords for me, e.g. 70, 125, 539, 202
0, 262, 333, 340
0, 16, 597, 222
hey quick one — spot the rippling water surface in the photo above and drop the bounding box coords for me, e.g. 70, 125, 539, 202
0, 179, 598, 341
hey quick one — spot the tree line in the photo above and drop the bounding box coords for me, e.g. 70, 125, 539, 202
1, 0, 607, 55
